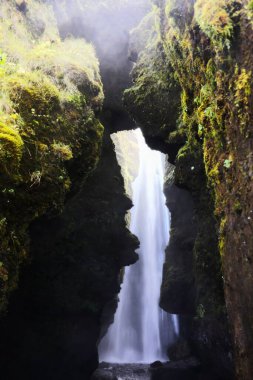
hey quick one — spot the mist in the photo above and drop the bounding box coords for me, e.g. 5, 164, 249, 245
51, 0, 151, 62
49, 0, 151, 111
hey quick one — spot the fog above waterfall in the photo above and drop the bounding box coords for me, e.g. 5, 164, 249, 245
50, 0, 151, 67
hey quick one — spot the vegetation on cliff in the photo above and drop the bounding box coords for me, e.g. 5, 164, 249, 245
0, 0, 252, 378
0, 0, 104, 313
124, 5, 182, 151
125, 0, 253, 378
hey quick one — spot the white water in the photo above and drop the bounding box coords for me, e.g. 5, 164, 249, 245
99, 129, 179, 364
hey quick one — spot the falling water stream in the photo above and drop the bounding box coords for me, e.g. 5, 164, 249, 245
99, 129, 178, 365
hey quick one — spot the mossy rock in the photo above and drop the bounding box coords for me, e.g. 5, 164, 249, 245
0, 1, 104, 314
124, 42, 181, 142
8, 72, 60, 135
0, 121, 23, 175
175, 142, 205, 192
194, 0, 233, 39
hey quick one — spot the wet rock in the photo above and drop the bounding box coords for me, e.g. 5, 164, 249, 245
168, 339, 192, 361
150, 361, 163, 369
96, 363, 150, 380
92, 368, 118, 380
150, 357, 201, 380
0, 130, 138, 380
160, 184, 197, 315
134, 368, 146, 374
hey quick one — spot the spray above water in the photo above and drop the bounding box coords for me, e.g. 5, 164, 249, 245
99, 129, 178, 364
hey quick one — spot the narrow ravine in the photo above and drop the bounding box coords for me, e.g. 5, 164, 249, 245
2, 2, 253, 380
99, 129, 178, 365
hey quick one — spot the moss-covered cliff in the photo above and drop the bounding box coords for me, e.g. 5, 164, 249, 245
125, 0, 253, 378
0, 0, 104, 313
0, 1, 141, 379
1, 0, 253, 378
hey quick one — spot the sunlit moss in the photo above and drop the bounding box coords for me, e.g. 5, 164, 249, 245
219, 217, 227, 257
233, 67, 252, 132
245, 0, 253, 24
7, 71, 60, 117
194, 0, 234, 47
126, 0, 252, 327
0, 121, 23, 175
51, 142, 73, 161
0, 0, 104, 313
235, 68, 251, 101
124, 6, 181, 141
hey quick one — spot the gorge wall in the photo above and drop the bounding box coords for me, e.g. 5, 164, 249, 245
0, 1, 253, 380
124, 0, 253, 379
0, 0, 105, 315
0, 1, 145, 379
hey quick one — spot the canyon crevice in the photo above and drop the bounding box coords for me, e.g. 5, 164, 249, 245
0, 1, 253, 380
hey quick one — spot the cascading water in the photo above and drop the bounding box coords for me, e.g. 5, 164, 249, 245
99, 129, 179, 364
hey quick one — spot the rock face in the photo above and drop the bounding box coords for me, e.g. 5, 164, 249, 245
161, 182, 197, 315
111, 130, 140, 199
0, 129, 138, 379
51, 0, 151, 131
125, 1, 253, 379
0, 1, 140, 379
0, 0, 104, 314
1, 1, 253, 379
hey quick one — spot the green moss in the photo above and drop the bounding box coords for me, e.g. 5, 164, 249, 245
126, 0, 242, 323
194, 0, 234, 49
127, 3, 253, 375
166, 129, 186, 145
219, 217, 227, 258
235, 68, 251, 98
51, 142, 73, 161
175, 141, 205, 193
0, 121, 23, 175
234, 67, 252, 131
124, 17, 181, 140
0, 1, 104, 313
248, 0, 253, 10
8, 71, 60, 128
196, 303, 206, 319
233, 200, 243, 214
246, 0, 253, 23
28, 38, 103, 107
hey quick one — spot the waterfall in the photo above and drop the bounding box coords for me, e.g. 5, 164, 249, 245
99, 129, 178, 364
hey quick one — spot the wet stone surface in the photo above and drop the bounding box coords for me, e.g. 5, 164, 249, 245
91, 357, 202, 380
92, 363, 151, 380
